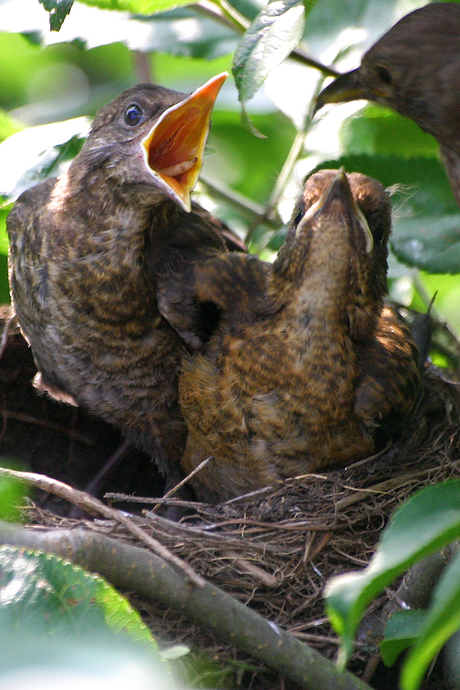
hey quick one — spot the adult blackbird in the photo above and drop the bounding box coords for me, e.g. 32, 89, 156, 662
314, 3, 460, 206
179, 170, 421, 503
7, 73, 238, 491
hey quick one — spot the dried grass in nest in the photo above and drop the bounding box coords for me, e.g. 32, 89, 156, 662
26, 364, 460, 671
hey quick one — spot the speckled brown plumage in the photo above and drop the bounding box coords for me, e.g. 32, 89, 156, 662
315, 3, 460, 207
7, 77, 237, 490
179, 170, 421, 503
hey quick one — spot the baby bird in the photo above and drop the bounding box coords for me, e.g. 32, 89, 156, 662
179, 170, 421, 502
314, 3, 460, 207
7, 74, 235, 491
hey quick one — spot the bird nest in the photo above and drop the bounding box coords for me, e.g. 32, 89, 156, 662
26, 369, 460, 676
2, 307, 460, 686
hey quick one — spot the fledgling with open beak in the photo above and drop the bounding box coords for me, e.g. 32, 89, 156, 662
315, 3, 460, 207
179, 170, 420, 503
7, 73, 242, 492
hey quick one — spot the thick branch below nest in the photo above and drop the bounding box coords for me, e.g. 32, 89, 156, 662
0, 518, 372, 690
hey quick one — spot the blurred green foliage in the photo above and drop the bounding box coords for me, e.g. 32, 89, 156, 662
0, 4, 460, 688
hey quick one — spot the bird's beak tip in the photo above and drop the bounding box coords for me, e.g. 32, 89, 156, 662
317, 170, 374, 253
141, 72, 227, 210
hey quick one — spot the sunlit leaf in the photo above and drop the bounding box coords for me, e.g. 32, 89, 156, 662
80, 0, 198, 14
11, 4, 239, 59
0, 110, 22, 144
0, 468, 28, 522
0, 206, 10, 253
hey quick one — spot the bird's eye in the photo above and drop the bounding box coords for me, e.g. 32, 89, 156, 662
375, 65, 392, 85
293, 201, 306, 227
293, 208, 304, 226
124, 103, 143, 126
372, 224, 386, 245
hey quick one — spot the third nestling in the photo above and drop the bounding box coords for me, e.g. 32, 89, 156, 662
314, 3, 460, 209
179, 169, 421, 503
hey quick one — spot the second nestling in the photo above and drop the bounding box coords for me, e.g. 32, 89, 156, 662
179, 170, 421, 503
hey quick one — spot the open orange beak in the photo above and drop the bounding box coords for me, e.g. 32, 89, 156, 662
141, 72, 227, 212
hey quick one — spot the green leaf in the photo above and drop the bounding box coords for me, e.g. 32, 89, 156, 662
205, 108, 296, 202
80, 0, 199, 14
325, 480, 460, 667
39, 0, 74, 30
381, 610, 427, 667
401, 550, 460, 690
233, 0, 307, 122
0, 544, 156, 647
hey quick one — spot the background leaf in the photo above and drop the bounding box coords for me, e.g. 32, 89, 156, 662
392, 215, 460, 274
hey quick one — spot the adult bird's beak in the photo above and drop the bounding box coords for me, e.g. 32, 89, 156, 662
142, 72, 227, 212
299, 169, 374, 253
314, 69, 369, 116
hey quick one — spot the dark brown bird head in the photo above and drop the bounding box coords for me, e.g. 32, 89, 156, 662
274, 169, 391, 339
71, 73, 227, 211
314, 4, 460, 200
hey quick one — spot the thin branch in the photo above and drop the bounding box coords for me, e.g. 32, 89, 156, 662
198, 174, 275, 225
0, 410, 94, 445
194, 0, 249, 32
0, 467, 205, 588
133, 51, 151, 83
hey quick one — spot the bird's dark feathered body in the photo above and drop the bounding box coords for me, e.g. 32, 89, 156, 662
179, 170, 421, 503
7, 77, 234, 487
315, 3, 460, 206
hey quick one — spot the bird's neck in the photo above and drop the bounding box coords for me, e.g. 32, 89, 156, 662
53, 161, 155, 233
46, 166, 157, 304
271, 264, 383, 343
